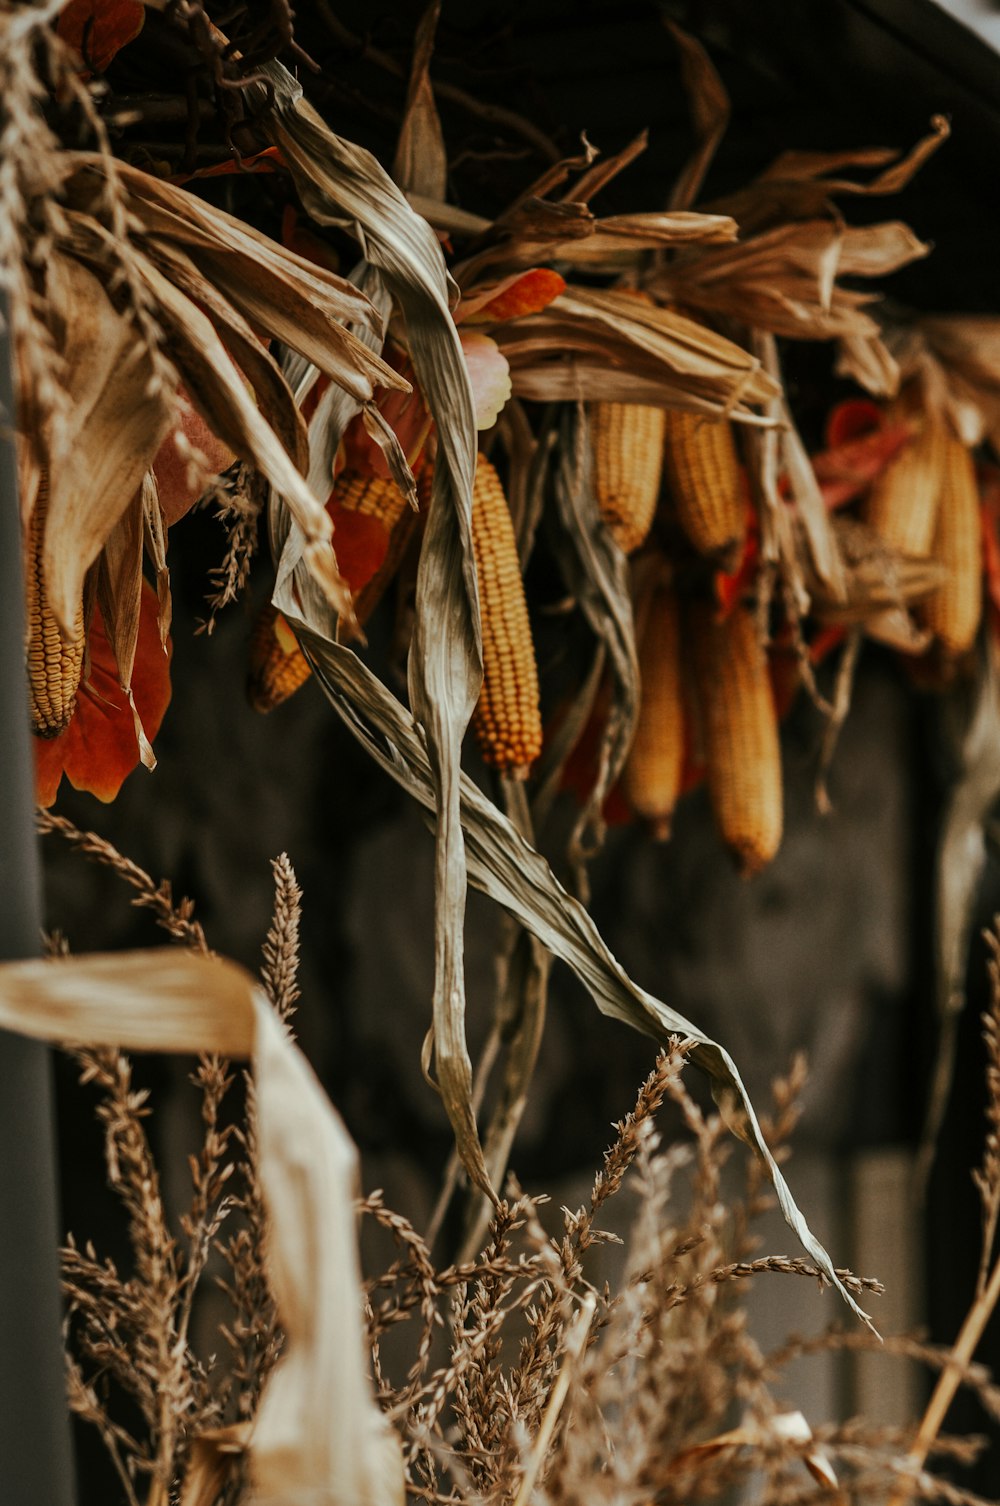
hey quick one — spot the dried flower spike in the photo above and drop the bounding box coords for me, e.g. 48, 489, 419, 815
26, 476, 86, 738
662, 409, 746, 571
691, 600, 782, 875
470, 455, 543, 779
622, 580, 685, 839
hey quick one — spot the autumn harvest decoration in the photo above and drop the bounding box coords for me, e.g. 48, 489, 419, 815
2, 3, 1000, 1504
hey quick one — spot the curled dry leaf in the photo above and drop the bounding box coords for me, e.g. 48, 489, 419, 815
0, 949, 404, 1506
258, 62, 492, 1196
270, 528, 876, 1330
495, 287, 780, 416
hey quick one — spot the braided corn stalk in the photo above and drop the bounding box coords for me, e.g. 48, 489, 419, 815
692, 601, 782, 875
923, 432, 982, 655
622, 581, 684, 839
470, 455, 543, 779
248, 603, 312, 713
865, 395, 946, 557
590, 401, 667, 554
26, 476, 86, 738
662, 409, 746, 571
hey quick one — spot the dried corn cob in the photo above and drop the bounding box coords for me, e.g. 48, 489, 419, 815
865, 395, 946, 557
662, 409, 746, 571
591, 401, 667, 554
923, 432, 982, 655
691, 601, 782, 875
26, 477, 85, 738
336, 467, 411, 532
470, 455, 543, 778
622, 582, 684, 839
247, 603, 312, 713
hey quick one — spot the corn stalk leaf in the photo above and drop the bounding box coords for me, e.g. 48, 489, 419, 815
548, 405, 639, 883
393, 1, 447, 201
269, 551, 875, 1331
41, 253, 175, 636
0, 949, 403, 1506
259, 64, 491, 1197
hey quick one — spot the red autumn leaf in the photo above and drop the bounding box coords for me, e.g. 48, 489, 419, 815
714, 509, 759, 616
457, 268, 567, 325
280, 205, 340, 273
57, 0, 144, 75
326, 503, 391, 595
172, 147, 285, 186
341, 350, 430, 479
35, 580, 172, 808
153, 389, 239, 527
824, 398, 883, 449
813, 422, 911, 510
808, 624, 847, 666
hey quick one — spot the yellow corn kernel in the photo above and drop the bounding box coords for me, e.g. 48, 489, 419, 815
662, 409, 746, 571
622, 582, 684, 839
247, 603, 312, 713
865, 396, 946, 557
25, 477, 85, 738
470, 455, 543, 779
590, 401, 667, 554
923, 433, 982, 655
691, 601, 782, 875
335, 467, 411, 532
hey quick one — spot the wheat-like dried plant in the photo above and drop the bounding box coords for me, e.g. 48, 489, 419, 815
43, 822, 1000, 1506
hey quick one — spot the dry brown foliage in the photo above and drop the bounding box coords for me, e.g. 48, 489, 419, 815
40, 820, 1000, 1506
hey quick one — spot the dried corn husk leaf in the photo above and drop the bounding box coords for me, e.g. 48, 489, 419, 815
709, 116, 949, 234
550, 405, 639, 881
96, 485, 156, 767
258, 64, 491, 1197
919, 639, 1000, 1186
805, 514, 946, 625
665, 21, 731, 212
658, 219, 929, 349
141, 470, 171, 646
0, 949, 403, 1506
40, 253, 175, 637
61, 156, 405, 404
270, 542, 875, 1331
495, 287, 778, 417
393, 2, 447, 201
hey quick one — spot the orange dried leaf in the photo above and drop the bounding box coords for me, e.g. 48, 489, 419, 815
174, 147, 285, 185
459, 268, 567, 324
35, 580, 172, 808
57, 0, 144, 74
326, 504, 390, 595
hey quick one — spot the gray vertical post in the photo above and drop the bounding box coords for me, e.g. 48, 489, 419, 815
0, 294, 76, 1502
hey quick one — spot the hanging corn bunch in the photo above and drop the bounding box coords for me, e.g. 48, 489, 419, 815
590, 400, 668, 554
662, 409, 746, 572
469, 455, 543, 779
26, 476, 86, 739
622, 577, 685, 839
923, 431, 983, 656
691, 601, 782, 875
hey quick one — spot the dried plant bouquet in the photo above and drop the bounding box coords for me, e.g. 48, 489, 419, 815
2, 3, 1000, 1501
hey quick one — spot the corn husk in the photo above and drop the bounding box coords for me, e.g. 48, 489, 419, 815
0, 949, 403, 1506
